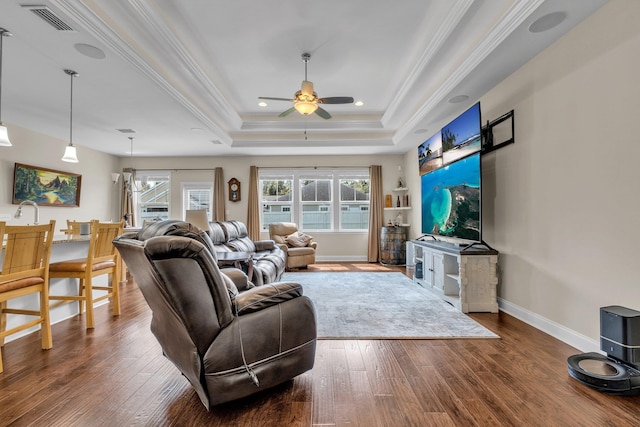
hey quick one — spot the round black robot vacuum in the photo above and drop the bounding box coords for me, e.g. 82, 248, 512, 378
567, 352, 640, 396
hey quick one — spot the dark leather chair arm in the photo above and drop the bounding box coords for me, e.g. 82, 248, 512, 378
254, 239, 277, 251
119, 231, 139, 240
235, 282, 303, 315
221, 268, 253, 292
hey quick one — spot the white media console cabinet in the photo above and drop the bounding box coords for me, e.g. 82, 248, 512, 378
406, 240, 499, 313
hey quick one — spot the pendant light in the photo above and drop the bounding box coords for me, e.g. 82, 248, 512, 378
0, 28, 13, 147
61, 69, 79, 162
122, 136, 137, 191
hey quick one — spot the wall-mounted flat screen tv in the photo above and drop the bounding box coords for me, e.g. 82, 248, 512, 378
441, 102, 482, 165
420, 152, 481, 242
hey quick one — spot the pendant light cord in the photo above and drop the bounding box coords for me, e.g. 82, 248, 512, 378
0, 29, 9, 122
129, 137, 135, 170
69, 71, 73, 145
64, 69, 78, 147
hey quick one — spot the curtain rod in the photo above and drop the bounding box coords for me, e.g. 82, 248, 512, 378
258, 166, 371, 170
122, 167, 218, 172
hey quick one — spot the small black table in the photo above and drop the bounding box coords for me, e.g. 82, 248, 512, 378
216, 251, 254, 280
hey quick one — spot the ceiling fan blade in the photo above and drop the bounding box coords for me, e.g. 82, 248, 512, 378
315, 106, 331, 119
318, 96, 354, 104
259, 97, 295, 102
278, 107, 296, 117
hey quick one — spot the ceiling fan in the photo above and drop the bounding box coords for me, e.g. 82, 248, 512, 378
259, 53, 354, 119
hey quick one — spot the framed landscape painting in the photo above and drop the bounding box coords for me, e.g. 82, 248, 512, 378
12, 163, 82, 207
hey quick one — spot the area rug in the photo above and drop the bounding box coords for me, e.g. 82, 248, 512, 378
282, 272, 499, 339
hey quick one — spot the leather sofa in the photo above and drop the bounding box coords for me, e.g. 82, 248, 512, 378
269, 222, 317, 269
113, 220, 317, 408
206, 220, 286, 286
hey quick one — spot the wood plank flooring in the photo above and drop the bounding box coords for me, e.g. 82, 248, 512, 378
1, 263, 639, 426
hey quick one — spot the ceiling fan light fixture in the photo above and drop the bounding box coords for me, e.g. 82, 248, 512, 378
301, 80, 314, 97
294, 101, 318, 115
259, 53, 351, 120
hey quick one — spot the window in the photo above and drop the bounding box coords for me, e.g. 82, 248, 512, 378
261, 175, 293, 225
300, 177, 332, 230
339, 177, 370, 230
182, 182, 213, 220
133, 171, 170, 225
260, 169, 370, 232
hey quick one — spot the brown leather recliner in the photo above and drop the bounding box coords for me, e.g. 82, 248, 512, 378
113, 220, 316, 409
269, 222, 317, 269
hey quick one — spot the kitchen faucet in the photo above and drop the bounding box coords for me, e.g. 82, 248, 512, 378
14, 200, 39, 225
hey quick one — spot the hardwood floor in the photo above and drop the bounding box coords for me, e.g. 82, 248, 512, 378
1, 263, 638, 426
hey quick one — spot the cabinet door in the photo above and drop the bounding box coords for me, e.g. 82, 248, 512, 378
432, 253, 444, 291
422, 251, 433, 288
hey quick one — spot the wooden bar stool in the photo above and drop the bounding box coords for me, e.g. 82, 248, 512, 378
63, 220, 91, 236
49, 220, 124, 329
0, 220, 56, 373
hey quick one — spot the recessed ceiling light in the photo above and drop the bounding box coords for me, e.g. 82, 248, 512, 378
210, 140, 222, 145
258, 101, 267, 107
529, 11, 567, 33
354, 100, 364, 107
414, 128, 429, 134
74, 43, 106, 59
191, 127, 204, 133
449, 95, 469, 103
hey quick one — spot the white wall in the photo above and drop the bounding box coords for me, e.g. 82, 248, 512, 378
0, 124, 120, 232
406, 0, 640, 350
120, 153, 405, 260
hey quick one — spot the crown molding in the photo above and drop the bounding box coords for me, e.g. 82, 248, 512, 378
50, 0, 236, 144
383, 0, 474, 125
393, 0, 545, 144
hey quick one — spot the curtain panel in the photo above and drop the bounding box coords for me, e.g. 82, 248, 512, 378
367, 165, 383, 262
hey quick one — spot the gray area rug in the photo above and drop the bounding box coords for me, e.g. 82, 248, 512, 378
282, 272, 499, 339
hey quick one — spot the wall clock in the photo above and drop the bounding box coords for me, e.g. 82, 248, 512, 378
228, 178, 241, 202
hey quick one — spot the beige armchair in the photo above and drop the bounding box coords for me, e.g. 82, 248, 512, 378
269, 222, 317, 269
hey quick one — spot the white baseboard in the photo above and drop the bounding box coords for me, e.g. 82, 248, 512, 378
498, 298, 600, 353
315, 256, 368, 262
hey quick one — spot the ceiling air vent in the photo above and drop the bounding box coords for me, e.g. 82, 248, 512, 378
22, 5, 75, 32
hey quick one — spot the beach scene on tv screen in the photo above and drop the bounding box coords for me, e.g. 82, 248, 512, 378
418, 132, 443, 175
441, 103, 481, 165
421, 153, 480, 241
